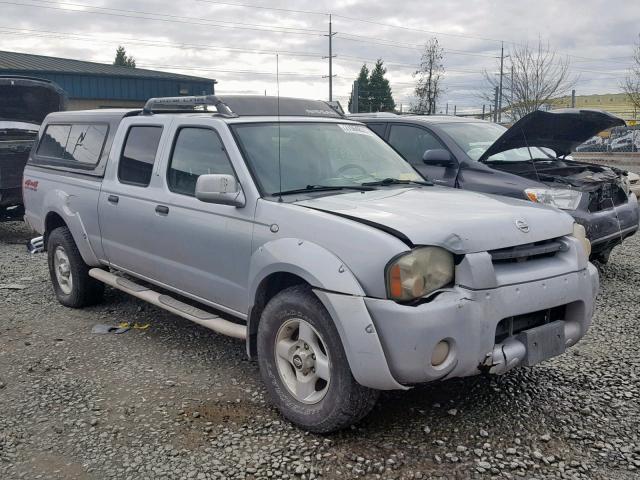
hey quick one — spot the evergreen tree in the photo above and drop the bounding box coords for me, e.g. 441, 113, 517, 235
368, 60, 395, 112
348, 64, 370, 113
113, 46, 136, 68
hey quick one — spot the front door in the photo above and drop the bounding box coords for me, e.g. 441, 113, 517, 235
147, 124, 255, 314
386, 123, 458, 187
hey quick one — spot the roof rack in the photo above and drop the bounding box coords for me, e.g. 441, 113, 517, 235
142, 95, 236, 117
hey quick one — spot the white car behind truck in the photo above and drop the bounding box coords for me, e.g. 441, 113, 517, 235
23, 96, 599, 432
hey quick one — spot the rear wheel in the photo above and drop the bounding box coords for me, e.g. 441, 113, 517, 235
47, 226, 104, 307
257, 285, 378, 432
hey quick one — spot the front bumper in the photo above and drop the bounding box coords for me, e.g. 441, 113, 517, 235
365, 263, 598, 384
573, 193, 639, 252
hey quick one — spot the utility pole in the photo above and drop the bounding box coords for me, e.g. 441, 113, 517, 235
453, 105, 457, 116
482, 104, 486, 119
571, 89, 576, 108
351, 80, 359, 113
323, 14, 337, 102
445, 103, 449, 115
493, 86, 499, 123
498, 41, 504, 123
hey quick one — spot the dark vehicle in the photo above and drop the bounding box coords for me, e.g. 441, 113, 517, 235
353, 109, 639, 263
0, 76, 66, 220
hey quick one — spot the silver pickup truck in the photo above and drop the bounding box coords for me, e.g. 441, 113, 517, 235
23, 95, 598, 432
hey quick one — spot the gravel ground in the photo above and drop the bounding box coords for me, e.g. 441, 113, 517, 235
1, 220, 639, 480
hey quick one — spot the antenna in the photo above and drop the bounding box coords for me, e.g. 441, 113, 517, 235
277, 53, 283, 202
520, 126, 541, 183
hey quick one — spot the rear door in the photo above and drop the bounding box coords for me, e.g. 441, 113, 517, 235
386, 123, 457, 187
98, 117, 171, 281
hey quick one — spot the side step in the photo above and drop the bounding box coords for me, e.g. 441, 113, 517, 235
89, 268, 246, 339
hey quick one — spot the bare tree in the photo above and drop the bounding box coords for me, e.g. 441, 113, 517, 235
482, 40, 575, 121
622, 35, 640, 112
412, 38, 444, 114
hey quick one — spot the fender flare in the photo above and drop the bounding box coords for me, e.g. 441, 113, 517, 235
248, 238, 365, 301
43, 189, 100, 266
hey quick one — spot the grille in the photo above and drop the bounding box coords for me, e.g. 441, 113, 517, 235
588, 183, 627, 212
488, 238, 564, 264
495, 306, 566, 343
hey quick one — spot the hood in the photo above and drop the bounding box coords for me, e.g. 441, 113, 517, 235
479, 109, 626, 161
0, 76, 67, 125
296, 187, 574, 254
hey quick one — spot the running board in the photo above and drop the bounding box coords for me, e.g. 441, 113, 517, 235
88, 268, 246, 339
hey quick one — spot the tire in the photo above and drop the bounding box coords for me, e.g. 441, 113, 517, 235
257, 285, 379, 433
47, 226, 104, 308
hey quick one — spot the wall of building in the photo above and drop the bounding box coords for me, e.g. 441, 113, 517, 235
66, 98, 145, 110
0, 71, 214, 102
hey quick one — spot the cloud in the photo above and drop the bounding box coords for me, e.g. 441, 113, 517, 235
0, 0, 638, 112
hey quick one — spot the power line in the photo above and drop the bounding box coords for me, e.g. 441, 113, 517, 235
194, 0, 328, 17
0, 26, 324, 58
0, 0, 326, 36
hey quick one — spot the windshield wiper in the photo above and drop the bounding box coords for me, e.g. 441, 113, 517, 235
361, 178, 432, 187
272, 184, 374, 196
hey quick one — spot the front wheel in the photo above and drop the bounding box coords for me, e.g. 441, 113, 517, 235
257, 285, 378, 433
47, 226, 104, 308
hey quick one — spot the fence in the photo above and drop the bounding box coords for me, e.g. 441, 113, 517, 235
575, 126, 640, 153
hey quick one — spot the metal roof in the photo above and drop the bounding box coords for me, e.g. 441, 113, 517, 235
0, 50, 215, 83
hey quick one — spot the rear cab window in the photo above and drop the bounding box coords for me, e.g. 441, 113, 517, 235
118, 126, 163, 187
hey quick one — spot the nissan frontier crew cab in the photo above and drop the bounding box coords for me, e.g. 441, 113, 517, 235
23, 96, 599, 432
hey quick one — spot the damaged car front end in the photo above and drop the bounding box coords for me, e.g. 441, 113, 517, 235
0, 76, 66, 220
358, 108, 639, 263
474, 110, 638, 262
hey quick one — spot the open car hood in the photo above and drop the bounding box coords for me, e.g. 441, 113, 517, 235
478, 109, 626, 161
0, 76, 67, 125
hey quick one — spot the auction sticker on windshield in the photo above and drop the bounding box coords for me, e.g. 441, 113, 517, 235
338, 124, 375, 136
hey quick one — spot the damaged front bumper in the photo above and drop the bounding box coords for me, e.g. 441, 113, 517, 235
361, 236, 599, 386
574, 193, 639, 254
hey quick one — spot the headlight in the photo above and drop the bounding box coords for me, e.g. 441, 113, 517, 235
572, 223, 591, 258
525, 188, 582, 210
386, 246, 454, 301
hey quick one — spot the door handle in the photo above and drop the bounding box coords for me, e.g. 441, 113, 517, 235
107, 195, 119, 204
155, 205, 169, 215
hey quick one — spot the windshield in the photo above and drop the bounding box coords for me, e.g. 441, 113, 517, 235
438, 122, 554, 162
231, 122, 422, 195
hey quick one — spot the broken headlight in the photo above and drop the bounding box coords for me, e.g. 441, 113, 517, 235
524, 188, 582, 210
572, 223, 591, 258
386, 247, 454, 301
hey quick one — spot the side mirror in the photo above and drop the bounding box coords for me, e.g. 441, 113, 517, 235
195, 174, 246, 207
422, 149, 457, 167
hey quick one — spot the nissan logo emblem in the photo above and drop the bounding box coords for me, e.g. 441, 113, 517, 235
292, 355, 303, 369
515, 219, 530, 233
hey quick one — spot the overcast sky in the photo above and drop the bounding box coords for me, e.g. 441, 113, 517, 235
1, 0, 639, 112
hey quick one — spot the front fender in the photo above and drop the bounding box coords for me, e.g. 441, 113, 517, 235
247, 238, 405, 390
248, 238, 365, 300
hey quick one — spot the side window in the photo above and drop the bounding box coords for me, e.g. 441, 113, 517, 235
37, 125, 71, 159
388, 125, 444, 164
168, 127, 234, 196
118, 126, 163, 187
66, 124, 108, 164
36, 123, 108, 165
366, 123, 386, 138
